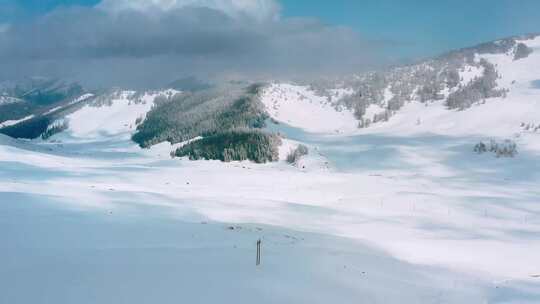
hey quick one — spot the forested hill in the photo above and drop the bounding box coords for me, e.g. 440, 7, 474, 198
133, 83, 281, 163
304, 33, 539, 127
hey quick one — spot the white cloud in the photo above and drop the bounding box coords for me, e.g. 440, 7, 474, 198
97, 0, 281, 22
0, 0, 382, 87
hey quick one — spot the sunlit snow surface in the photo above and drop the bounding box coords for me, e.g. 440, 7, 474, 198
1, 126, 540, 303
2, 39, 540, 302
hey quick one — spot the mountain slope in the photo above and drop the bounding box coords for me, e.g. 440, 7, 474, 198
1, 34, 540, 160
0, 77, 85, 123
262, 34, 540, 142
0, 77, 90, 139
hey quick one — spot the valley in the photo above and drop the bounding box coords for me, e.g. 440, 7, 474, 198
1, 34, 540, 303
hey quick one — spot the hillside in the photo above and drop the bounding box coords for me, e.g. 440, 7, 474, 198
0, 81, 282, 163
262, 34, 540, 142
132, 83, 281, 163
2, 34, 539, 161
0, 77, 86, 125
1, 35, 540, 159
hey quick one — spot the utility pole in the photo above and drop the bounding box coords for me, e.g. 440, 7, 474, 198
256, 239, 262, 266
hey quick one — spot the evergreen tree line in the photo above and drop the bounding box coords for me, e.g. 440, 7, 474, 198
0, 99, 87, 139
41, 119, 69, 140
446, 59, 506, 110
134, 83, 283, 163
174, 129, 281, 163
132, 83, 268, 148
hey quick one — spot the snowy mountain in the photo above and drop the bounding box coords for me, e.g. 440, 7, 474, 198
1, 34, 540, 303
0, 77, 89, 138
0, 85, 180, 140
0, 77, 85, 112
2, 34, 539, 158
6, 77, 84, 106
65, 89, 180, 140
262, 34, 540, 141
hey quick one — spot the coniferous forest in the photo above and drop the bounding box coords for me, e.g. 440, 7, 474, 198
133, 83, 281, 163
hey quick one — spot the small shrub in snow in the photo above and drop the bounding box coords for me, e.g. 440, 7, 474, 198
474, 139, 518, 158
521, 122, 540, 132
514, 43, 533, 61
473, 142, 487, 154
287, 144, 309, 164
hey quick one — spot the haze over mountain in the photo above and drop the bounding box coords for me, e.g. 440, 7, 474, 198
3, 0, 540, 88
0, 0, 382, 88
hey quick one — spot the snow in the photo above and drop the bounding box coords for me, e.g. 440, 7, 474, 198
65, 91, 173, 139
261, 83, 359, 134
147, 136, 203, 158
364, 103, 386, 121
383, 86, 394, 103
44, 93, 95, 115
479, 36, 540, 91
0, 95, 23, 105
360, 35, 540, 152
1, 40, 540, 303
278, 137, 298, 161
45, 118, 67, 131
160, 88, 182, 96
0, 193, 497, 304
2, 118, 540, 303
1, 120, 540, 302
459, 63, 484, 85
0, 114, 34, 128
72, 93, 95, 104
328, 87, 354, 102
44, 106, 63, 115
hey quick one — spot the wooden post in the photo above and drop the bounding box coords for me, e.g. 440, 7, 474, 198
256, 239, 261, 266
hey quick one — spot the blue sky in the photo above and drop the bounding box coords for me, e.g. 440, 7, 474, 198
0, 0, 97, 18
3, 0, 540, 59
280, 0, 540, 59
2, 0, 540, 87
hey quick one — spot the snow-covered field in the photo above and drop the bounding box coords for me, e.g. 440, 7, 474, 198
65, 91, 173, 139
2, 116, 540, 302
2, 38, 540, 303
261, 83, 359, 134
2, 130, 540, 303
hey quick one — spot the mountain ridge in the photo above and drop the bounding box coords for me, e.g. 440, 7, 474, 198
1, 33, 540, 161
